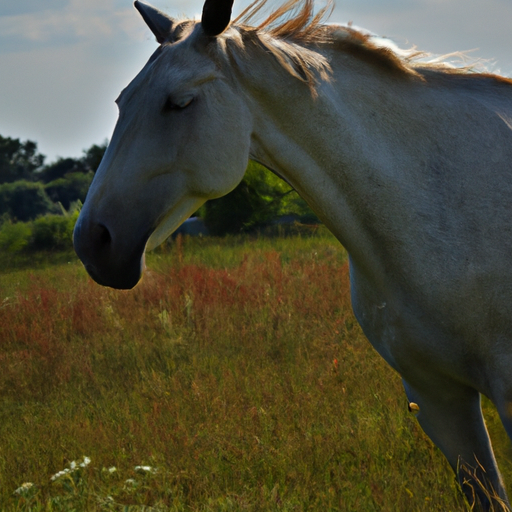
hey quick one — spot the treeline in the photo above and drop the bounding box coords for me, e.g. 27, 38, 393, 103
0, 134, 106, 253
0, 134, 105, 221
0, 133, 318, 254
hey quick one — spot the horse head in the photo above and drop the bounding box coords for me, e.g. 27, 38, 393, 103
73, 0, 251, 289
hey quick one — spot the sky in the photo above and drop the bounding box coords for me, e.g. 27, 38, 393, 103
1, 0, 512, 164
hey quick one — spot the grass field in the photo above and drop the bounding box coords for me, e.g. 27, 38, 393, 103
0, 229, 510, 511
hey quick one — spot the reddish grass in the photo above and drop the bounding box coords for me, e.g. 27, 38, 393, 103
0, 235, 509, 510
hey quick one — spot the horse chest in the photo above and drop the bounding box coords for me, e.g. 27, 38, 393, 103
349, 276, 402, 372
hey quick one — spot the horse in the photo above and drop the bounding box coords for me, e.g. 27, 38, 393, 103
73, 0, 512, 509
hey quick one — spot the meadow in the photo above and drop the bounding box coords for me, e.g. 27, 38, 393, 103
0, 228, 510, 511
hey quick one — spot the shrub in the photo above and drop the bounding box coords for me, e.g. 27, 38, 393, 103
31, 212, 78, 251
0, 211, 78, 254
45, 172, 93, 210
0, 181, 57, 221
0, 220, 32, 253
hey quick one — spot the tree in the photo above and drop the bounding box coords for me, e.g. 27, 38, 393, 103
82, 141, 108, 173
37, 141, 107, 183
0, 135, 45, 183
203, 161, 318, 235
37, 141, 107, 184
38, 157, 86, 184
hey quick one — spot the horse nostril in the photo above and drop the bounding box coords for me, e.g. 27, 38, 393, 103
93, 223, 112, 251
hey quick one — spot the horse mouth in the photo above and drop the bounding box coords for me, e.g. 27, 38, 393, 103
74, 218, 149, 290
83, 259, 144, 290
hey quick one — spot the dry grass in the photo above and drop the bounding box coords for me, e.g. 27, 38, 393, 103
0, 231, 510, 511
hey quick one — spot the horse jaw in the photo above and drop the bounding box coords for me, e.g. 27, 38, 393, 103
145, 196, 205, 251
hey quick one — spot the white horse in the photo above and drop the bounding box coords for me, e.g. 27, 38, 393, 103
73, 0, 512, 508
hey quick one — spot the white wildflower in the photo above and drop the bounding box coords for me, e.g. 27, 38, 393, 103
79, 456, 91, 468
14, 482, 34, 495
108, 466, 117, 473
124, 478, 137, 487
51, 456, 90, 482
50, 469, 68, 481
50, 472, 59, 481
134, 465, 156, 474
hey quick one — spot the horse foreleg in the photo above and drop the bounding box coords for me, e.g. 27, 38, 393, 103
402, 379, 510, 511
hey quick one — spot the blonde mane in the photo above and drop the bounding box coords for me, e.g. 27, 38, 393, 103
226, 0, 420, 89
221, 0, 512, 90
234, 0, 331, 42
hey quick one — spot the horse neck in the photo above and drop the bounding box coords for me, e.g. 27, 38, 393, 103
236, 46, 420, 278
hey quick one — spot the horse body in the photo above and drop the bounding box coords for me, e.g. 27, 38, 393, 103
73, 1, 512, 508
246, 40, 512, 385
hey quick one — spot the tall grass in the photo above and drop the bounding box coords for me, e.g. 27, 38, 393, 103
0, 231, 510, 511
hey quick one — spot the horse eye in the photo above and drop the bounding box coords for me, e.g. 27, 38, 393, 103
162, 95, 194, 113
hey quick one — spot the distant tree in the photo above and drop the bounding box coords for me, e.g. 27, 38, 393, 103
0, 135, 45, 183
0, 181, 57, 221
37, 141, 107, 183
82, 141, 108, 173
38, 157, 86, 184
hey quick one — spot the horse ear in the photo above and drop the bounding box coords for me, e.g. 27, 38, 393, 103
134, 1, 176, 44
201, 0, 235, 37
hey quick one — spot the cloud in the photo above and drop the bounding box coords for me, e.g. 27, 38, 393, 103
331, 0, 512, 74
0, 0, 144, 54
0, 0, 68, 17
0, 0, 157, 160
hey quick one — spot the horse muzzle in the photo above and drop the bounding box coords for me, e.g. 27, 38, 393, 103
73, 214, 147, 290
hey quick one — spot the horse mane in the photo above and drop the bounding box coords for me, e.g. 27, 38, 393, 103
227, 0, 421, 89
218, 0, 512, 90
234, 0, 331, 42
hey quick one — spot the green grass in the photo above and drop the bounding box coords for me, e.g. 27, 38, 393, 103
0, 231, 510, 511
